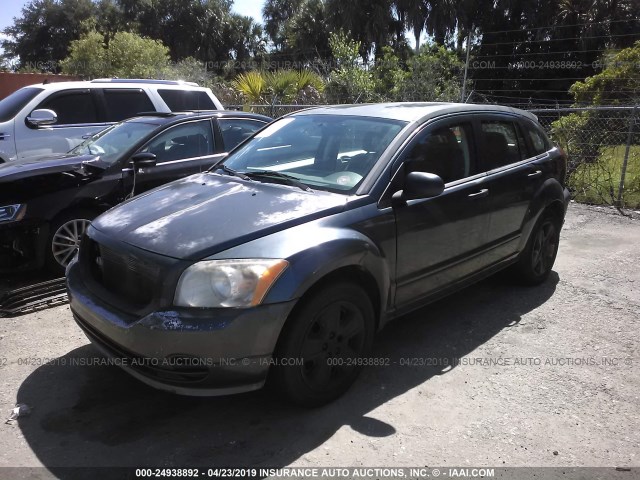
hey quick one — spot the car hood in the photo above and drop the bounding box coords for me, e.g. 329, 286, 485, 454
0, 154, 104, 181
0, 154, 110, 204
92, 173, 348, 260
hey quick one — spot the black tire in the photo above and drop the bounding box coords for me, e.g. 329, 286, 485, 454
511, 212, 561, 285
270, 282, 376, 407
45, 210, 96, 276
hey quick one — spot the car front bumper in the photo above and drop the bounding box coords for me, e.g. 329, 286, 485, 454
66, 258, 297, 396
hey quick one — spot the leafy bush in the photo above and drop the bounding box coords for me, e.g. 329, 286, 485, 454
61, 30, 170, 79
324, 32, 378, 103
569, 146, 640, 208
232, 69, 325, 107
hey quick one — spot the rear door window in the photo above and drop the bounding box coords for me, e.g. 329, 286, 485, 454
157, 90, 216, 111
218, 118, 267, 151
103, 89, 155, 121
37, 90, 99, 125
480, 121, 526, 170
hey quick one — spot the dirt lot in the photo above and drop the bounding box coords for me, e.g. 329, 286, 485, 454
0, 203, 638, 475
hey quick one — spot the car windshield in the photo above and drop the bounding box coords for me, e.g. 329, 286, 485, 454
219, 114, 407, 193
69, 121, 158, 164
0, 87, 43, 123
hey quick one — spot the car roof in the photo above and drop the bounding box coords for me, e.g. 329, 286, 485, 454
22, 79, 211, 92
125, 111, 272, 126
291, 102, 538, 123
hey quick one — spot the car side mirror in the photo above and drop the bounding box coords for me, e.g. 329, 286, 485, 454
130, 152, 157, 168
26, 109, 58, 128
393, 171, 444, 203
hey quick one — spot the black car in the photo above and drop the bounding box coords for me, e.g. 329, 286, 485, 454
67, 103, 570, 406
0, 111, 270, 274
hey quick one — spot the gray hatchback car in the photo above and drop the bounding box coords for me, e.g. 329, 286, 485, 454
67, 102, 570, 406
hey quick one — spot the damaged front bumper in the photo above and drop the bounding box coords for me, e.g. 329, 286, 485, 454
0, 220, 48, 272
66, 258, 297, 396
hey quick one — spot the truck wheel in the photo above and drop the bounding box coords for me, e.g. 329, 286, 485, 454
45, 210, 96, 276
271, 282, 375, 407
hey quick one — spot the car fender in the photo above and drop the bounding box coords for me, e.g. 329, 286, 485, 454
211, 225, 391, 316
519, 178, 566, 251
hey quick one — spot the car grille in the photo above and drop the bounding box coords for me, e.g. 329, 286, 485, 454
83, 237, 159, 311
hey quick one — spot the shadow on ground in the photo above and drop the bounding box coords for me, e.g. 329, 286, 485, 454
16, 273, 559, 475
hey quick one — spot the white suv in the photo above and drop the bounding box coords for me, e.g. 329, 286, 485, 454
0, 79, 224, 162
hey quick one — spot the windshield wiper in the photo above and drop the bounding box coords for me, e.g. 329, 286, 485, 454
213, 164, 252, 181
244, 170, 312, 192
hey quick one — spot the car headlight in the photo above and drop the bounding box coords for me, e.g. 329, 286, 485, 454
0, 204, 26, 223
174, 259, 289, 308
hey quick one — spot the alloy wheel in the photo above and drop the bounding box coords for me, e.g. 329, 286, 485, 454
531, 220, 558, 276
300, 300, 366, 391
51, 219, 91, 268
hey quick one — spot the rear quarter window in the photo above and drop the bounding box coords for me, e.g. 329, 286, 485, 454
158, 90, 216, 111
219, 118, 267, 151
526, 122, 551, 155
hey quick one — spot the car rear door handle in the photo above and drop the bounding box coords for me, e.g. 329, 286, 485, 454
527, 170, 543, 178
468, 189, 489, 198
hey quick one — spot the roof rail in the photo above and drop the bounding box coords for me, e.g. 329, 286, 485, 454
90, 78, 200, 87
134, 111, 178, 117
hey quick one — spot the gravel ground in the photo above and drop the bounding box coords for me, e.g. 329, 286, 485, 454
0, 203, 638, 476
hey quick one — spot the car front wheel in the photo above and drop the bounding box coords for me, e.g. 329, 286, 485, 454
271, 282, 376, 407
46, 211, 95, 275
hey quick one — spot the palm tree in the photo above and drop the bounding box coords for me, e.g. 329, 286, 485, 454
262, 0, 302, 51
395, 0, 427, 53
425, 0, 456, 46
232, 70, 325, 108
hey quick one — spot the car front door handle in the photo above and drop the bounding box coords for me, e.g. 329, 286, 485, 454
468, 189, 489, 198
527, 170, 543, 178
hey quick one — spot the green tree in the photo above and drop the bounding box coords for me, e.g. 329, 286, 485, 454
226, 15, 267, 65
2, 0, 95, 71
324, 32, 377, 103
395, 0, 427, 53
61, 30, 170, 78
262, 0, 302, 51
551, 42, 640, 176
569, 41, 640, 106
284, 0, 331, 64
325, 0, 399, 61
399, 45, 464, 101
94, 0, 133, 44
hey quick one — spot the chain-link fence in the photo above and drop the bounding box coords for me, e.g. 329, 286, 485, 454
225, 104, 318, 118
532, 106, 639, 209
226, 103, 640, 210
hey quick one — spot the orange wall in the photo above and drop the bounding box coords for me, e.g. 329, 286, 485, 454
0, 73, 81, 100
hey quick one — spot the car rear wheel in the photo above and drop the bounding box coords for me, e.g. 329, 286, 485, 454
271, 282, 375, 407
512, 213, 561, 285
46, 211, 95, 276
